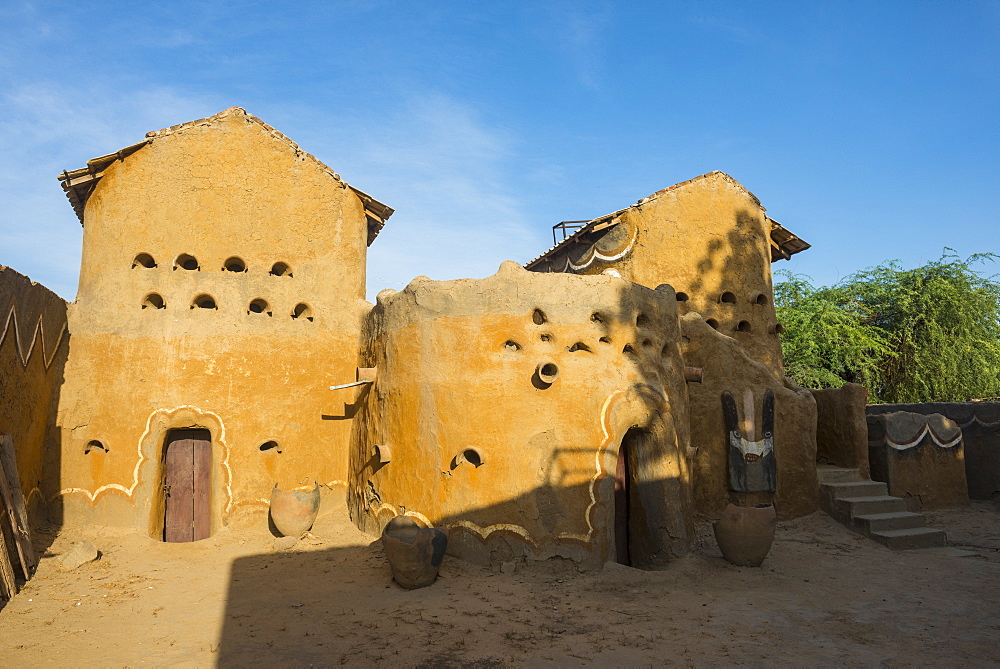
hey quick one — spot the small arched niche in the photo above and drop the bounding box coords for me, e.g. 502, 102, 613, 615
676, 292, 689, 302
192, 294, 217, 310
175, 254, 199, 271
736, 320, 752, 332
223, 257, 247, 273
720, 291, 737, 304
132, 253, 157, 269
291, 303, 313, 321
754, 294, 769, 306
270, 262, 292, 277
771, 323, 786, 335
452, 447, 484, 469
142, 293, 165, 310
84, 440, 108, 454
706, 318, 720, 330
248, 298, 271, 316
532, 308, 547, 325
259, 440, 282, 453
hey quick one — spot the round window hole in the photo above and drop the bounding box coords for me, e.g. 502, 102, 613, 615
249, 298, 271, 315
259, 440, 282, 453
676, 292, 689, 302
755, 294, 769, 306
720, 292, 736, 304
270, 262, 292, 277
736, 321, 751, 332
133, 253, 156, 269
141, 293, 165, 309
175, 254, 199, 271
192, 294, 217, 309
292, 303, 313, 321
84, 440, 108, 454
224, 256, 247, 272
706, 319, 720, 330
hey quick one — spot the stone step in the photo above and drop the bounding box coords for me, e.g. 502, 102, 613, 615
835, 495, 908, 517
870, 527, 948, 550
816, 467, 863, 484
823, 480, 888, 500
852, 511, 927, 533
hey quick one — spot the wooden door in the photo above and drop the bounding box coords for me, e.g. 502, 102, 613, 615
163, 430, 211, 542
614, 437, 631, 566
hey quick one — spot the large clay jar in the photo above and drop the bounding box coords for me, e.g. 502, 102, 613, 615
713, 503, 776, 567
381, 515, 448, 589
269, 483, 321, 538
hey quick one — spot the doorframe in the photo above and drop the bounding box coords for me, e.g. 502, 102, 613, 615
138, 406, 230, 540
161, 428, 213, 542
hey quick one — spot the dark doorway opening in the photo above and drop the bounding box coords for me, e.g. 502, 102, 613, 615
163, 429, 212, 543
615, 428, 643, 565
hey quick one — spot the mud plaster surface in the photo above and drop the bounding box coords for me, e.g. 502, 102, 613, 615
2, 497, 999, 667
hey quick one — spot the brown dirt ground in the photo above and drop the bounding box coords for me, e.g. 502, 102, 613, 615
2, 496, 999, 667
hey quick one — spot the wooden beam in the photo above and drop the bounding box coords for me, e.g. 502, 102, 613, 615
0, 510, 15, 600
0, 436, 35, 574
0, 440, 34, 580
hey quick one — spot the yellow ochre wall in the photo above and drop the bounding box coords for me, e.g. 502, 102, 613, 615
349, 262, 695, 569
0, 267, 68, 522
535, 172, 785, 378
55, 109, 372, 534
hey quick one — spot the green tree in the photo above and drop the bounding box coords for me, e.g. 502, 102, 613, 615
774, 272, 892, 393
775, 252, 1000, 403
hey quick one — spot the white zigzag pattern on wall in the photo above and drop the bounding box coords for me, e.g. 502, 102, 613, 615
0, 303, 67, 371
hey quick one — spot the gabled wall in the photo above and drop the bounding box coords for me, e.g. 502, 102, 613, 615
529, 172, 785, 378
55, 109, 372, 532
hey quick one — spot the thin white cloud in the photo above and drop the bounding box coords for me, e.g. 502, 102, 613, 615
0, 81, 226, 299
0, 85, 554, 302
261, 93, 553, 300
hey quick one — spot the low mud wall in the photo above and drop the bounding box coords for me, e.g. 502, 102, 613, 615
0, 267, 68, 521
868, 403, 1000, 501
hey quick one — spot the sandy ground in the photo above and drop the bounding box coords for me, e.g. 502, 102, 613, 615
1, 497, 999, 667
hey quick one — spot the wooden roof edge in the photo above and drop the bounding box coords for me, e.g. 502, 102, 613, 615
55, 108, 394, 238
767, 217, 810, 261
525, 171, 762, 269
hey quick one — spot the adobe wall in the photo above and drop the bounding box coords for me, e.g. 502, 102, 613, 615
0, 267, 68, 520
534, 173, 785, 378
54, 110, 371, 533
866, 411, 969, 509
868, 403, 1000, 500
348, 261, 695, 570
680, 313, 818, 520
811, 383, 870, 478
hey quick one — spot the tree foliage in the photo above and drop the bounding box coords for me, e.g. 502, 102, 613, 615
775, 251, 1000, 403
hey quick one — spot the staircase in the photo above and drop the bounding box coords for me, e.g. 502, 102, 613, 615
818, 467, 947, 550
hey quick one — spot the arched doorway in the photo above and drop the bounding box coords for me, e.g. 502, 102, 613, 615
163, 429, 212, 542
615, 428, 644, 565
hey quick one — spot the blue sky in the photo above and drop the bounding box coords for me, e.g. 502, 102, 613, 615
1, 1, 998, 300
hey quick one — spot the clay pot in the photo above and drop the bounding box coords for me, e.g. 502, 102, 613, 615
381, 515, 448, 589
269, 483, 320, 538
713, 503, 776, 567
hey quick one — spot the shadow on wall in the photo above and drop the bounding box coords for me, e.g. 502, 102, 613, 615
0, 267, 70, 608
216, 474, 682, 665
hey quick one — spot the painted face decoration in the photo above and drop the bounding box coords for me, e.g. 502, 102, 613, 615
722, 389, 777, 493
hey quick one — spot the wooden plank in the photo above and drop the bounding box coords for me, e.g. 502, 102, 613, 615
0, 457, 32, 579
0, 504, 17, 600
0, 436, 36, 571
192, 439, 212, 541
164, 439, 195, 542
